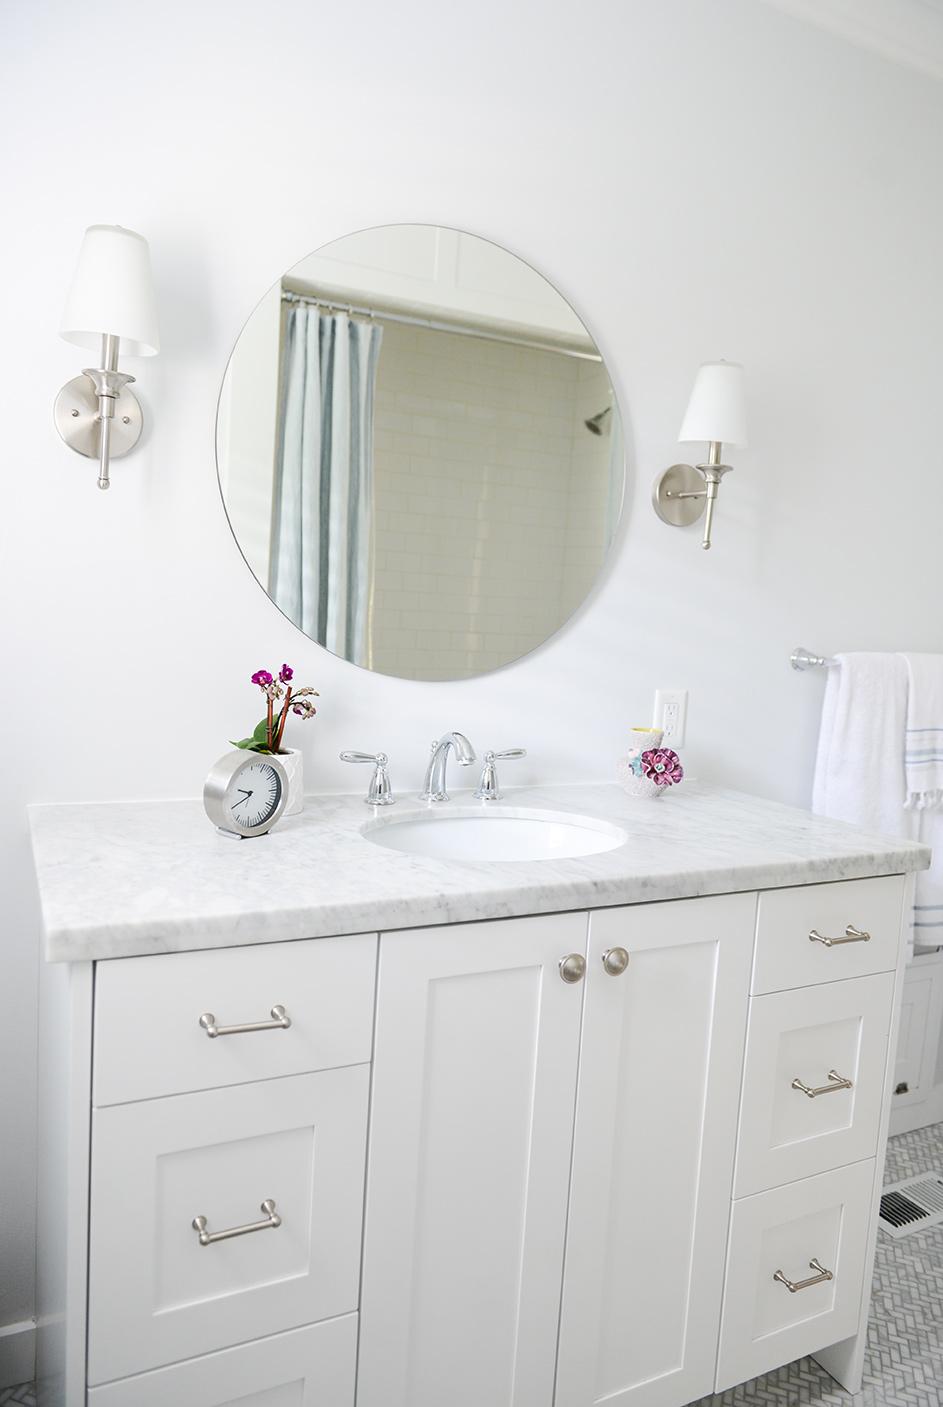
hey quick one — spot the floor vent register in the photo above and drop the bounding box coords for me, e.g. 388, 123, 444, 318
878, 1171, 943, 1238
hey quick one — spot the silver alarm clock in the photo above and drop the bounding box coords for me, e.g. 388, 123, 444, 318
203, 750, 289, 838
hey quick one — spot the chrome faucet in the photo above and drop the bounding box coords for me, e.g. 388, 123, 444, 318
421, 732, 476, 802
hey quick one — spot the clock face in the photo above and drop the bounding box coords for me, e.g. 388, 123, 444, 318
224, 758, 283, 831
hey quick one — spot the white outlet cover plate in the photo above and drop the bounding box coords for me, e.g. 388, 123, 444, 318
654, 689, 688, 747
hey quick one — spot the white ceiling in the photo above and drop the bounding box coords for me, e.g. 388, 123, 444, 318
759, 0, 943, 82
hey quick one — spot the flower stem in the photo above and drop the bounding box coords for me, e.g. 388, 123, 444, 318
274, 687, 292, 752
266, 698, 273, 752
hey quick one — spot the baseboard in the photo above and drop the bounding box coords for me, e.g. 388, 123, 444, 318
0, 1319, 36, 1389
889, 1082, 943, 1137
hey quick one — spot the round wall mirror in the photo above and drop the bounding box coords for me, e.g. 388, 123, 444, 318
217, 224, 626, 681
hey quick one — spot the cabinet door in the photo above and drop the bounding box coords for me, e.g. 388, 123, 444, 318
893, 954, 943, 1106
357, 912, 587, 1407
717, 1161, 874, 1390
87, 1314, 357, 1406
734, 973, 893, 1195
88, 1067, 368, 1384
555, 894, 755, 1407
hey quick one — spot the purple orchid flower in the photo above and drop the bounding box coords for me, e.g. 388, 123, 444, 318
279, 664, 294, 683
251, 669, 274, 687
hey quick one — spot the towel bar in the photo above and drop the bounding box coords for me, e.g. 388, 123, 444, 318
791, 647, 838, 671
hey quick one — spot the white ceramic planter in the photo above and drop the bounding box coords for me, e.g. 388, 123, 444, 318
275, 747, 304, 816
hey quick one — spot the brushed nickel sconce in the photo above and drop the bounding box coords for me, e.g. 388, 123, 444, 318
55, 225, 159, 490
652, 360, 747, 550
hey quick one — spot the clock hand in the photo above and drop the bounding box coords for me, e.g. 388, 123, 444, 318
231, 789, 254, 811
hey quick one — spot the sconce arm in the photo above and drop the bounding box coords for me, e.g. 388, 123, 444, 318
54, 332, 143, 490
652, 440, 733, 550
694, 461, 733, 551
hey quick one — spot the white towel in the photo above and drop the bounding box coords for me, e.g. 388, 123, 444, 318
901, 652, 943, 809
812, 652, 908, 835
899, 653, 943, 949
912, 812, 943, 951
811, 652, 940, 959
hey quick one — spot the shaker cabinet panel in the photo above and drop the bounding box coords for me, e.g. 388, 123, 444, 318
753, 877, 904, 994
357, 912, 587, 1407
94, 933, 377, 1106
735, 973, 894, 1196
555, 893, 755, 1407
87, 1313, 358, 1407
88, 1066, 369, 1385
717, 1161, 874, 1391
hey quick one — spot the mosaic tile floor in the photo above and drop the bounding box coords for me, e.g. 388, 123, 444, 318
688, 1121, 943, 1406
5, 1125, 940, 1407
0, 1386, 35, 1406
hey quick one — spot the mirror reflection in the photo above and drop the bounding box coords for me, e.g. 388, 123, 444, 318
217, 225, 625, 681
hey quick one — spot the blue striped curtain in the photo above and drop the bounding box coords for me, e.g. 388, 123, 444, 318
270, 306, 383, 665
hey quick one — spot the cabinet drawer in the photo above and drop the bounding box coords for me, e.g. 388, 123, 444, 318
93, 933, 376, 1105
87, 1313, 357, 1406
716, 1161, 874, 1391
752, 877, 904, 994
735, 973, 894, 1196
88, 1066, 368, 1385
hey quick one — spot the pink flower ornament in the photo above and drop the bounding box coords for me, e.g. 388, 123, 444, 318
640, 748, 684, 787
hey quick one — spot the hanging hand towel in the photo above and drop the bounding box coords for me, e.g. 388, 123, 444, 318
901, 653, 943, 810
812, 652, 940, 959
812, 653, 908, 836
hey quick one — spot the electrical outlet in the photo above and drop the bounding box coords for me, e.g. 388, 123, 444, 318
654, 688, 688, 747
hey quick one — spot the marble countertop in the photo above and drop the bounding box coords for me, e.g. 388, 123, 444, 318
28, 783, 929, 962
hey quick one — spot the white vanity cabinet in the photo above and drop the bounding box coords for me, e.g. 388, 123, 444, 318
355, 878, 908, 1407
356, 898, 754, 1407
52, 932, 378, 1407
33, 819, 916, 1407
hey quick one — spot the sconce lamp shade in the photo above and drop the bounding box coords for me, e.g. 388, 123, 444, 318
60, 225, 160, 357
678, 360, 747, 448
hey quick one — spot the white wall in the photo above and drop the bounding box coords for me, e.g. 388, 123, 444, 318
3, 0, 943, 1361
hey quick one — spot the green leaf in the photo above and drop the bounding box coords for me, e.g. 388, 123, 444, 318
231, 737, 254, 749
252, 718, 271, 744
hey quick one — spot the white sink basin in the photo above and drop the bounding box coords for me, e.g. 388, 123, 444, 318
363, 806, 628, 863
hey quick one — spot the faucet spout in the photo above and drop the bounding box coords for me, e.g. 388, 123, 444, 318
421, 731, 476, 802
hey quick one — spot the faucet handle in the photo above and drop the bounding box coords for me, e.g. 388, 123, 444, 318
340, 751, 395, 806
474, 748, 526, 801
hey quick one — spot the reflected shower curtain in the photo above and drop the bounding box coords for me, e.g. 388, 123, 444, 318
270, 306, 383, 666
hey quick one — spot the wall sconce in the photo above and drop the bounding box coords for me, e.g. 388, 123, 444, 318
54, 225, 159, 490
652, 360, 747, 550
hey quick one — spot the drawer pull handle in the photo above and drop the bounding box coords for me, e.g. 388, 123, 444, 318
791, 1069, 854, 1099
199, 1005, 291, 1038
772, 1258, 833, 1293
192, 1199, 281, 1246
602, 947, 630, 976
808, 925, 871, 947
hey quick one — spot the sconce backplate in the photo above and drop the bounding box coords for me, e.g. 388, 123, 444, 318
54, 375, 143, 460
652, 463, 705, 527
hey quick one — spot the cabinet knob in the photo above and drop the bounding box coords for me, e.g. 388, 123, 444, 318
559, 953, 586, 984
602, 947, 630, 976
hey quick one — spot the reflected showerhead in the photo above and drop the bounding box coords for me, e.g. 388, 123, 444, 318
584, 406, 612, 436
